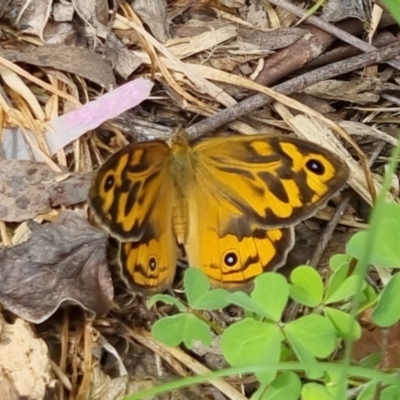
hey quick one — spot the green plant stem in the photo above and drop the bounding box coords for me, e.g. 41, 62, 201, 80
191, 309, 224, 335
126, 362, 400, 400
337, 141, 400, 399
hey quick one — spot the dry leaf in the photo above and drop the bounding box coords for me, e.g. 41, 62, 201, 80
133, 0, 170, 43
0, 211, 112, 323
0, 160, 92, 222
13, 0, 52, 39
0, 314, 55, 400
321, 0, 371, 22
304, 79, 380, 104
48, 172, 93, 207
0, 45, 116, 89
0, 160, 60, 222
247, 2, 269, 29
53, 2, 74, 22
72, 0, 109, 38
0, 0, 11, 18
238, 27, 307, 50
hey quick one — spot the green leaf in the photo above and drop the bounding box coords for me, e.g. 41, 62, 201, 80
147, 294, 187, 312
284, 314, 336, 358
372, 272, 400, 327
329, 254, 352, 272
251, 371, 302, 400
192, 289, 232, 310
284, 333, 321, 379
324, 275, 365, 304
357, 382, 378, 400
228, 291, 270, 317
357, 381, 400, 400
185, 268, 210, 304
383, 0, 400, 25
347, 203, 400, 268
152, 314, 212, 348
325, 259, 350, 302
380, 384, 400, 400
359, 353, 382, 369
358, 284, 378, 309
289, 266, 323, 307
251, 273, 289, 321
301, 383, 334, 400
221, 318, 284, 383
324, 307, 361, 341
184, 268, 231, 310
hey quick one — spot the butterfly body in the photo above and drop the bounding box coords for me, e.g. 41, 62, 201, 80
89, 133, 349, 293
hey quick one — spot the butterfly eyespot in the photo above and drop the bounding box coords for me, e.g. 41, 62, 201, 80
224, 252, 238, 267
306, 159, 325, 176
149, 256, 157, 271
104, 175, 115, 191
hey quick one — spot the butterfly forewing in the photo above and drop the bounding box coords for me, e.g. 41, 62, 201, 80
192, 135, 350, 228
89, 141, 173, 241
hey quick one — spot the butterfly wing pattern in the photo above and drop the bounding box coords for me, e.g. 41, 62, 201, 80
89, 141, 178, 291
89, 133, 350, 292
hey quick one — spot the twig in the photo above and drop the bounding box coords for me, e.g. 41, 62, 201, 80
301, 32, 399, 71
187, 41, 400, 139
268, 0, 400, 71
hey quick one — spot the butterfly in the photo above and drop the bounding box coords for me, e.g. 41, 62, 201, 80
88, 130, 350, 293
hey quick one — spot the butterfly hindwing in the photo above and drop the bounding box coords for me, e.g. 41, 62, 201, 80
119, 215, 177, 293
185, 190, 294, 288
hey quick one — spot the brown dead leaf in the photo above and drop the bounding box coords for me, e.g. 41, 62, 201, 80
48, 172, 93, 207
53, 2, 74, 22
72, 0, 109, 38
171, 19, 233, 38
0, 314, 55, 400
352, 321, 400, 369
238, 27, 307, 50
0, 45, 116, 89
0, 211, 112, 323
0, 0, 11, 19
0, 160, 91, 222
133, 0, 170, 43
290, 93, 336, 114
304, 79, 381, 104
0, 160, 60, 222
12, 0, 52, 38
321, 0, 371, 23
247, 2, 269, 29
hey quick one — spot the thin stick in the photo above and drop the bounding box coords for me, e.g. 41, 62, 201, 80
268, 0, 400, 71
187, 41, 400, 139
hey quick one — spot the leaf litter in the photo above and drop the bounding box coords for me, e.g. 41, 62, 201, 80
0, 0, 400, 399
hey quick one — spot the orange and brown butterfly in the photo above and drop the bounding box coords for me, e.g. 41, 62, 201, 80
88, 129, 350, 293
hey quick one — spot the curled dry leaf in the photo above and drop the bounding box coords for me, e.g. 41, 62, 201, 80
0, 44, 116, 89
0, 314, 55, 400
0, 160, 91, 222
0, 211, 112, 323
